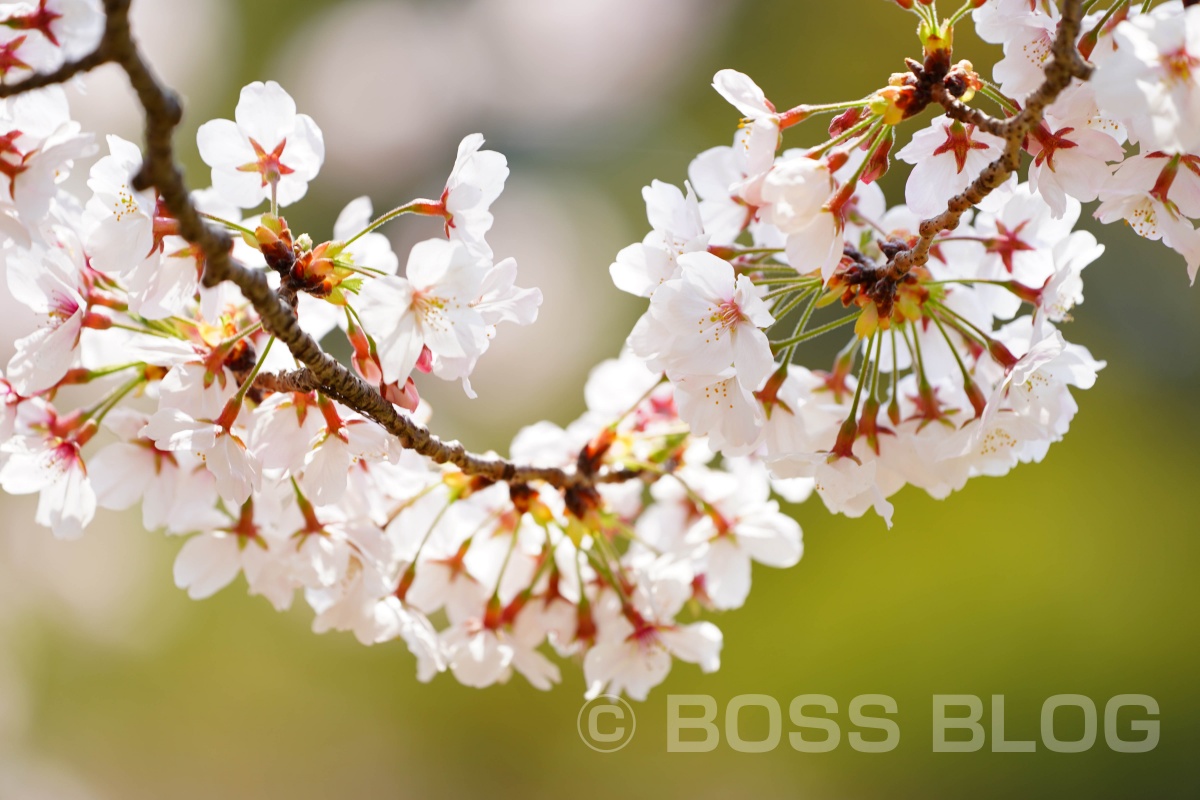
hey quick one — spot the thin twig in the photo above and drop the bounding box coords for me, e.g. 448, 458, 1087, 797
0, 8, 120, 99
889, 0, 1092, 280
932, 82, 1011, 136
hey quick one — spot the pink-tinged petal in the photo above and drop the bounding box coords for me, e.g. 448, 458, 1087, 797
452, 133, 485, 175
732, 325, 774, 390
737, 513, 803, 568
659, 312, 735, 378
6, 257, 76, 315
89, 442, 153, 510
35, 464, 95, 540
87, 214, 155, 276
701, 198, 752, 246
376, 311, 424, 386
205, 433, 258, 506
142, 409, 219, 452
424, 303, 485, 361
7, 314, 82, 395
625, 310, 671, 373
905, 157, 967, 218
443, 628, 513, 688
174, 533, 242, 599
642, 180, 690, 234
661, 621, 722, 672
674, 373, 764, 452
738, 117, 780, 179
405, 238, 458, 289
511, 644, 560, 691
333, 196, 374, 241
288, 113, 325, 177
275, 172, 311, 208
1160, 216, 1200, 284
234, 80, 297, 146
476, 258, 541, 325
688, 145, 738, 200
583, 638, 672, 702
356, 274, 415, 341
196, 118, 253, 170
762, 157, 832, 231
127, 254, 201, 321
1171, 163, 1200, 219
449, 148, 507, 213
783, 212, 841, 281
704, 538, 752, 610
712, 69, 772, 117
212, 167, 272, 209
0, 442, 57, 495
677, 250, 736, 298
610, 243, 673, 298
160, 363, 236, 422
734, 274, 774, 327
300, 436, 350, 506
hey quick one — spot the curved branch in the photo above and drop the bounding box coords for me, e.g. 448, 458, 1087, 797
0, 47, 111, 98
932, 83, 1010, 137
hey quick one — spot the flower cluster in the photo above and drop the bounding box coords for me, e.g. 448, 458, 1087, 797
0, 15, 797, 695
612, 0, 1198, 528
0, 0, 1196, 700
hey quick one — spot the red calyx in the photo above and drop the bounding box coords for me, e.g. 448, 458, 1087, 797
4, 1, 63, 47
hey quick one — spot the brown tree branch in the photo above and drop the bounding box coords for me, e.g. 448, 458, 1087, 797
932, 83, 1009, 137
888, 0, 1093, 281
253, 368, 321, 395
0, 48, 111, 98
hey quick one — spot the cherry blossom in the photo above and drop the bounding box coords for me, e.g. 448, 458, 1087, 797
973, 0, 1059, 46
83, 135, 156, 275
897, 116, 1006, 218
0, 84, 94, 226
630, 250, 774, 388
141, 364, 261, 507
1095, 152, 1200, 282
355, 238, 490, 386
196, 80, 325, 209
434, 133, 509, 261
1027, 110, 1124, 217
583, 563, 722, 701
421, 255, 542, 397
610, 179, 708, 297
760, 154, 843, 280
687, 136, 756, 244
0, 400, 95, 539
711, 69, 782, 193
990, 6, 1061, 98
5, 234, 93, 396
89, 408, 224, 534
1094, 3, 1200, 153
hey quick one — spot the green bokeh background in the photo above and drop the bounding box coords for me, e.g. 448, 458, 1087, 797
7, 0, 1200, 797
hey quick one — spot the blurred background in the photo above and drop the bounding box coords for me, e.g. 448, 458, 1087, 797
1, 0, 1198, 796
